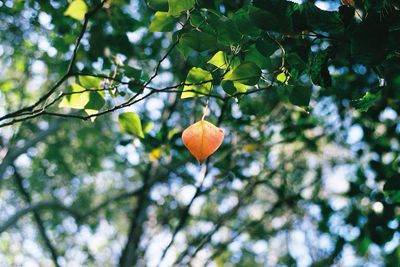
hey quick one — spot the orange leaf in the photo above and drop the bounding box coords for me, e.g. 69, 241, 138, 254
182, 120, 224, 163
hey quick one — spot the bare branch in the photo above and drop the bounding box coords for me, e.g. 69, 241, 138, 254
0, 188, 142, 235
0, 201, 81, 234
0, 0, 108, 123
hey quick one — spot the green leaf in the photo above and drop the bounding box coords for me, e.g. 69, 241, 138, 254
64, 0, 88, 21
383, 174, 400, 203
307, 48, 333, 88
181, 67, 213, 99
125, 66, 142, 80
118, 112, 145, 138
351, 14, 388, 65
249, 1, 294, 33
149, 12, 175, 32
216, 17, 242, 46
84, 92, 105, 110
245, 45, 272, 69
225, 61, 261, 85
59, 83, 89, 109
352, 91, 381, 112
168, 0, 195, 16
276, 72, 289, 84
207, 51, 228, 70
180, 31, 217, 52
255, 38, 278, 58
233, 7, 260, 36
248, 7, 280, 32
147, 0, 169, 11
289, 86, 312, 107
78, 75, 101, 89
221, 80, 248, 95
302, 2, 343, 33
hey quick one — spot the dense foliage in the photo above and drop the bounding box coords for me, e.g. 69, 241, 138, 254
0, 0, 399, 266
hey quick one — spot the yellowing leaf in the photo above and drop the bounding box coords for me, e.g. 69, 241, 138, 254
276, 72, 289, 84
182, 120, 224, 163
64, 0, 88, 21
149, 148, 162, 161
143, 122, 154, 133
243, 144, 258, 153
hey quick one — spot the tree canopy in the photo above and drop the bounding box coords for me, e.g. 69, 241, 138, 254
0, 0, 400, 266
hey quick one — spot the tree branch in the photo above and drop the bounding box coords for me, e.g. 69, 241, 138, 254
0, 201, 81, 234
0, 188, 142, 235
0, 0, 108, 123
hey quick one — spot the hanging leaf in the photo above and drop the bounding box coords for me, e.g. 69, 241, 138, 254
182, 120, 224, 163
118, 112, 145, 138
64, 0, 88, 21
181, 67, 213, 99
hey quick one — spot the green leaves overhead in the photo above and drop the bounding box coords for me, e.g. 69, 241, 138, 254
181, 67, 213, 98
147, 0, 169, 11
250, 0, 298, 33
351, 13, 389, 65
248, 7, 282, 32
302, 2, 343, 33
168, 0, 195, 16
225, 61, 261, 86
251, 0, 344, 33
118, 112, 145, 138
149, 12, 175, 32
180, 31, 217, 52
64, 0, 88, 21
